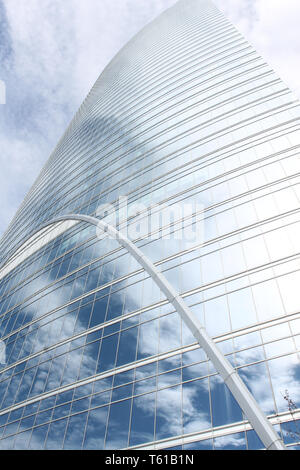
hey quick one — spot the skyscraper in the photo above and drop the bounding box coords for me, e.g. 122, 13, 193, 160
0, 0, 300, 450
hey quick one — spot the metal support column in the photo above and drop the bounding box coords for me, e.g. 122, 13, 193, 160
5, 213, 285, 450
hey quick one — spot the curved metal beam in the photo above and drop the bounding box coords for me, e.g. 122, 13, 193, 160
3, 213, 286, 450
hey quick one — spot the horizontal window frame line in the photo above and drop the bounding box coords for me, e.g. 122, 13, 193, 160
6, 112, 297, 261
2, 305, 300, 403
5, 180, 299, 310
4, 97, 298, 254
2, 199, 300, 331
0, 341, 203, 418
1, 304, 300, 415
8, 146, 299, 279
4, 253, 300, 374
0, 11, 234, 253
2, 187, 300, 323
1, 51, 265, 225
17, 74, 281, 217
4, 325, 299, 421
2, 326, 299, 435
19, 29, 247, 192
128, 124, 300, 202
0, 70, 292, 252
82, 14, 234, 116
23, 96, 300, 225
1, 405, 298, 450
7, 59, 271, 227
125, 408, 300, 450
2, 262, 300, 389
52, 24, 241, 152
30, 54, 264, 196
3, 257, 300, 388
2, 163, 300, 303
26, 81, 290, 218
2, 211, 300, 350
1, 206, 300, 338
39, 116, 300, 226
114, 151, 300, 232
23, 59, 269, 206
0, 220, 80, 283
1, 346, 299, 447
87, 20, 237, 112
2, 405, 299, 450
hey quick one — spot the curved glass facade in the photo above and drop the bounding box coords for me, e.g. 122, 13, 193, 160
0, 0, 300, 450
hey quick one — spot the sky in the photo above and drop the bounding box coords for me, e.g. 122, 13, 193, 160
0, 0, 300, 237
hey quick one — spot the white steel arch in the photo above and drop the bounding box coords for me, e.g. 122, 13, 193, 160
2, 213, 286, 450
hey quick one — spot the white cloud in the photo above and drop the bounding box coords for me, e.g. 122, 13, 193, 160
1, 0, 300, 237
0, 0, 177, 236
0, 0, 299, 237
214, 0, 300, 98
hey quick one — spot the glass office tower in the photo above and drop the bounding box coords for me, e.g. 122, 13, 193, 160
0, 0, 300, 450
